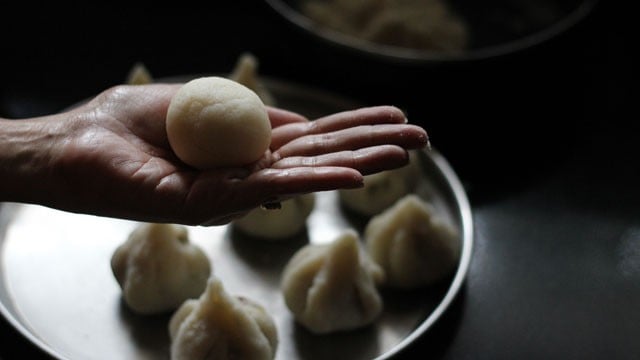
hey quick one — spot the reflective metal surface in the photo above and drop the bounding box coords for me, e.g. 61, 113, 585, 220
0, 78, 473, 360
265, 0, 598, 62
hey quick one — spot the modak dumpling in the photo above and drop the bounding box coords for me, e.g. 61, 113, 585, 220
302, 0, 468, 53
125, 62, 153, 85
232, 193, 316, 240
339, 150, 420, 217
229, 52, 276, 106
169, 276, 278, 360
111, 223, 211, 314
281, 230, 384, 334
364, 194, 460, 289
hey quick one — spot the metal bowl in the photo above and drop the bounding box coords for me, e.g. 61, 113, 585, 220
265, 0, 598, 63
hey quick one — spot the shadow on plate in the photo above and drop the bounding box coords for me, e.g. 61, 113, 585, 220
228, 226, 310, 272
116, 299, 172, 356
392, 284, 469, 359
293, 321, 381, 360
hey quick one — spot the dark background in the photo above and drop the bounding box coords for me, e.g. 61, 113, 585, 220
1, 1, 636, 359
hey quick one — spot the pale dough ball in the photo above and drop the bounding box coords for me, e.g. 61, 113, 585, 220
166, 76, 271, 169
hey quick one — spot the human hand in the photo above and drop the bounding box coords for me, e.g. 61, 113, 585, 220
0, 83, 428, 225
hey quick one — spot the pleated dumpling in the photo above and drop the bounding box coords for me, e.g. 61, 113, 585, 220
364, 194, 460, 289
169, 276, 278, 360
339, 150, 421, 217
125, 62, 153, 85
232, 193, 316, 240
229, 52, 276, 106
281, 230, 385, 334
110, 223, 211, 314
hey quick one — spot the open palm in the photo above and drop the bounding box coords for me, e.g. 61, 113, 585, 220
42, 84, 427, 225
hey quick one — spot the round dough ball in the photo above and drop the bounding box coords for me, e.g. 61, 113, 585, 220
166, 76, 271, 169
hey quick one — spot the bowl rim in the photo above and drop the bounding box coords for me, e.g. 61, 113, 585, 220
265, 0, 600, 63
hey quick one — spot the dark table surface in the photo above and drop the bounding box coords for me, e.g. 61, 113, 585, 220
0, 1, 636, 359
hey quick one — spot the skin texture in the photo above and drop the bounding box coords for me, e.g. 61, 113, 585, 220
0, 83, 428, 226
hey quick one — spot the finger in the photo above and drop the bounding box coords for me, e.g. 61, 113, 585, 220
236, 167, 364, 206
200, 212, 248, 226
270, 105, 407, 149
271, 145, 410, 175
274, 123, 428, 158
267, 107, 309, 129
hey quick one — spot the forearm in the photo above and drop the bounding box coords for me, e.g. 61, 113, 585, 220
0, 117, 62, 204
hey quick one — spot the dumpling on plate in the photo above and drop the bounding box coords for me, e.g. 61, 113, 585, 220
364, 194, 460, 289
232, 193, 315, 240
228, 52, 276, 106
125, 62, 153, 85
281, 229, 384, 334
169, 276, 278, 360
110, 223, 211, 314
339, 150, 420, 217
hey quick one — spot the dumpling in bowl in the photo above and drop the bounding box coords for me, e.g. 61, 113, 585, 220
364, 194, 460, 289
111, 223, 211, 314
301, 0, 468, 53
169, 276, 278, 360
281, 230, 384, 334
232, 193, 315, 240
339, 150, 420, 217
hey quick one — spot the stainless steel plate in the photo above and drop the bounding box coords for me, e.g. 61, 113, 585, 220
0, 77, 473, 360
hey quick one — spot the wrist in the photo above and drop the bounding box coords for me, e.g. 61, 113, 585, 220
0, 117, 61, 204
